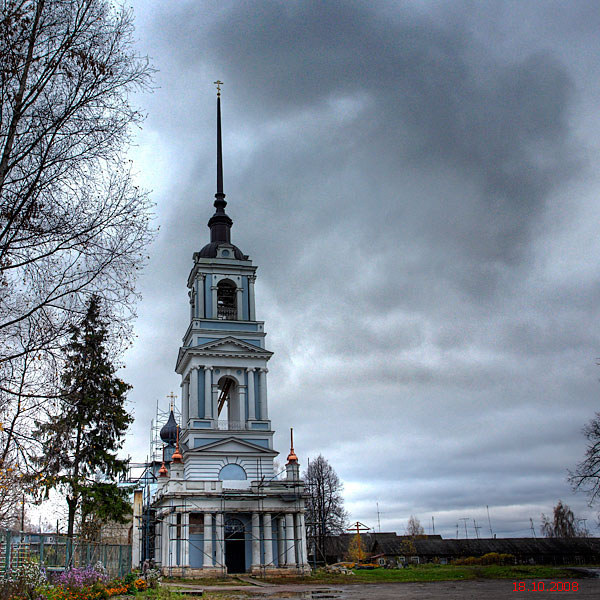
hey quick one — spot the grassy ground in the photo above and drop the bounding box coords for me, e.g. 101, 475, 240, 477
259, 564, 578, 584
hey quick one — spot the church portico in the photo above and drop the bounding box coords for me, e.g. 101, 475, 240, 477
155, 501, 309, 576
150, 86, 309, 577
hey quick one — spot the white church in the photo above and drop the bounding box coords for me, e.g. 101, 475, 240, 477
150, 88, 310, 576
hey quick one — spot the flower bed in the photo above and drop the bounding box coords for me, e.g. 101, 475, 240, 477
0, 561, 160, 600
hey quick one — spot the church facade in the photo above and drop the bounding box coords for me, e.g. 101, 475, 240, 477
151, 91, 310, 576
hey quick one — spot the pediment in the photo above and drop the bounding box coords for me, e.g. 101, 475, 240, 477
176, 335, 273, 372
189, 436, 278, 456
196, 336, 268, 353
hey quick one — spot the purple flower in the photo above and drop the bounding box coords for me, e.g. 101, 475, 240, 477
53, 564, 108, 589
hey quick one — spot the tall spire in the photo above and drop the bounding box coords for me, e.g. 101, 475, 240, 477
216, 80, 224, 197
208, 80, 233, 244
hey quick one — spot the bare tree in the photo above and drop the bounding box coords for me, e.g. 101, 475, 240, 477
405, 515, 424, 537
0, 0, 153, 470
304, 454, 348, 564
569, 412, 600, 505
540, 500, 584, 538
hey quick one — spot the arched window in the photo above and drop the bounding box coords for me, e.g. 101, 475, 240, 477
219, 463, 247, 481
225, 518, 245, 540
217, 279, 237, 320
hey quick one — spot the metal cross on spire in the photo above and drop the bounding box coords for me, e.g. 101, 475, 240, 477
166, 391, 177, 411
214, 80, 223, 97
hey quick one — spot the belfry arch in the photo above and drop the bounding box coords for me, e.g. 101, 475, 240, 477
216, 278, 237, 320
216, 375, 243, 427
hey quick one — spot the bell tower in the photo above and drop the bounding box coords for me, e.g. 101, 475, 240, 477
175, 85, 275, 482
153, 85, 310, 577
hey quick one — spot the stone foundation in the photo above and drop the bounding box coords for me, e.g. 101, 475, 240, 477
250, 565, 311, 576
160, 566, 226, 577
161, 565, 311, 578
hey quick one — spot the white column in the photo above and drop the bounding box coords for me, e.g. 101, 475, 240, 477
197, 275, 205, 319
295, 513, 307, 567
204, 367, 212, 419
236, 286, 243, 320
215, 512, 225, 570
247, 368, 256, 421
248, 275, 256, 321
161, 517, 169, 567
182, 512, 190, 567
277, 517, 285, 567
189, 368, 198, 419
132, 490, 143, 569
238, 385, 247, 424
263, 513, 273, 567
212, 381, 219, 421
258, 368, 268, 420
251, 512, 261, 568
203, 513, 213, 568
169, 513, 178, 567
211, 284, 218, 319
285, 513, 295, 566
181, 380, 189, 427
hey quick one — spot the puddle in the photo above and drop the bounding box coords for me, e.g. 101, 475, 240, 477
269, 590, 343, 600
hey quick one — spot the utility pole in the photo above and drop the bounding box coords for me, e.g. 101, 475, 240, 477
376, 503, 381, 533
459, 518, 469, 539
456, 523, 459, 539
486, 505, 493, 537
473, 519, 481, 540
432, 516, 435, 535
530, 518, 536, 538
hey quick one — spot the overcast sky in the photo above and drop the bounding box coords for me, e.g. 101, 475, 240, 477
121, 0, 600, 539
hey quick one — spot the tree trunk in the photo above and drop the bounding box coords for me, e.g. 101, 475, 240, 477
67, 495, 77, 539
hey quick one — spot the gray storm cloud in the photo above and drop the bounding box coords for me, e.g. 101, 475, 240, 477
125, 0, 600, 536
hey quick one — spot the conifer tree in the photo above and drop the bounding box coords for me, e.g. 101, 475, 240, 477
35, 295, 133, 538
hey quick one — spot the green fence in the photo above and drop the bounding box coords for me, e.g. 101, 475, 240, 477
0, 530, 131, 579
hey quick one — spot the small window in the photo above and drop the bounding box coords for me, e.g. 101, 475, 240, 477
378, 558, 385, 565
219, 463, 247, 480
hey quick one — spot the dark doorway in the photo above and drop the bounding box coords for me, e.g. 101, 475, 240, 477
225, 518, 246, 573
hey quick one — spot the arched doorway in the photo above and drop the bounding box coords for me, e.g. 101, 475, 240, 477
225, 517, 246, 573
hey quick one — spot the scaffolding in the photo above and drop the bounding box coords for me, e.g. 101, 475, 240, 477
150, 395, 181, 464
154, 461, 308, 577
118, 396, 181, 569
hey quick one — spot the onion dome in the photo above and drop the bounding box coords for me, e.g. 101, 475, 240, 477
160, 410, 178, 446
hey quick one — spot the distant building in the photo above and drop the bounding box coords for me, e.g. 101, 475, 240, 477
149, 89, 310, 577
323, 532, 600, 566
